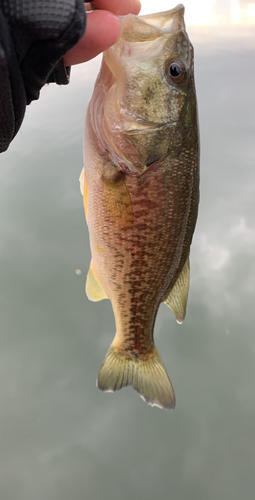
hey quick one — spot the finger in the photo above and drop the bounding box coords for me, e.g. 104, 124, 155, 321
63, 10, 121, 66
91, 0, 141, 16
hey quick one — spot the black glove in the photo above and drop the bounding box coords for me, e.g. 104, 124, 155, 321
0, 0, 87, 152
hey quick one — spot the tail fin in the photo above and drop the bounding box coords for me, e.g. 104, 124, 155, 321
97, 344, 175, 410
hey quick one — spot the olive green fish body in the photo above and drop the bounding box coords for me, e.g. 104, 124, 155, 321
81, 4, 199, 409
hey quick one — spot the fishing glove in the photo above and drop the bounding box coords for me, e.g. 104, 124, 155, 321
0, 0, 88, 153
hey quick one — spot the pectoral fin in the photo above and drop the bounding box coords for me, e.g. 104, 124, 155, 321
164, 256, 190, 324
102, 169, 133, 231
86, 262, 108, 302
79, 167, 88, 221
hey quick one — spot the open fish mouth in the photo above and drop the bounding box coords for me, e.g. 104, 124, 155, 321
119, 4, 186, 40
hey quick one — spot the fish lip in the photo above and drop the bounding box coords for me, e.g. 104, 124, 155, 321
118, 4, 185, 35
139, 3, 185, 19
119, 3, 185, 21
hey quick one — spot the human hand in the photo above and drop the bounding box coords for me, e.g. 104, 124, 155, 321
63, 0, 141, 66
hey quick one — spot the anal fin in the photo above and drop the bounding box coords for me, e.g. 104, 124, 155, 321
164, 256, 190, 324
79, 167, 88, 221
86, 261, 108, 302
79, 168, 84, 196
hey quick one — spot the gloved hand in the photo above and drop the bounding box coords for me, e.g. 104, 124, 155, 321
0, 0, 86, 152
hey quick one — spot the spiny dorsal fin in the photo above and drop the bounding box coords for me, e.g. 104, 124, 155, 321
86, 261, 108, 302
164, 256, 190, 324
97, 343, 175, 410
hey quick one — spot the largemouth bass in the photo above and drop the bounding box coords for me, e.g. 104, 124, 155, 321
80, 4, 199, 409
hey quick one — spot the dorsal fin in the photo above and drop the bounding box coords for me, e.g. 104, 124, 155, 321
164, 256, 190, 324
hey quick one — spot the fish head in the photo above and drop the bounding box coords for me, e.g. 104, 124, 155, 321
89, 4, 198, 175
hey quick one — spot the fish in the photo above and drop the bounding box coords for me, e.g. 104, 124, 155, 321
80, 4, 199, 409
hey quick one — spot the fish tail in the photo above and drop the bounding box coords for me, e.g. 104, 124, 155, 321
97, 343, 175, 410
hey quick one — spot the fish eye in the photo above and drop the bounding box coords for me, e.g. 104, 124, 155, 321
166, 60, 186, 84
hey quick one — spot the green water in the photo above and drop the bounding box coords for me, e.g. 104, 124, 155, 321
0, 22, 255, 500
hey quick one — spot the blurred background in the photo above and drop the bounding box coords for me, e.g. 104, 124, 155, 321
0, 1, 255, 499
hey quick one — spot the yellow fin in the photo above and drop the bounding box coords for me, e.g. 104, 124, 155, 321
79, 168, 84, 195
164, 256, 190, 324
79, 167, 88, 221
86, 262, 108, 302
103, 169, 133, 231
97, 344, 175, 410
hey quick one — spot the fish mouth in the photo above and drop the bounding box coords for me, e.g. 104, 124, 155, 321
119, 4, 186, 41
